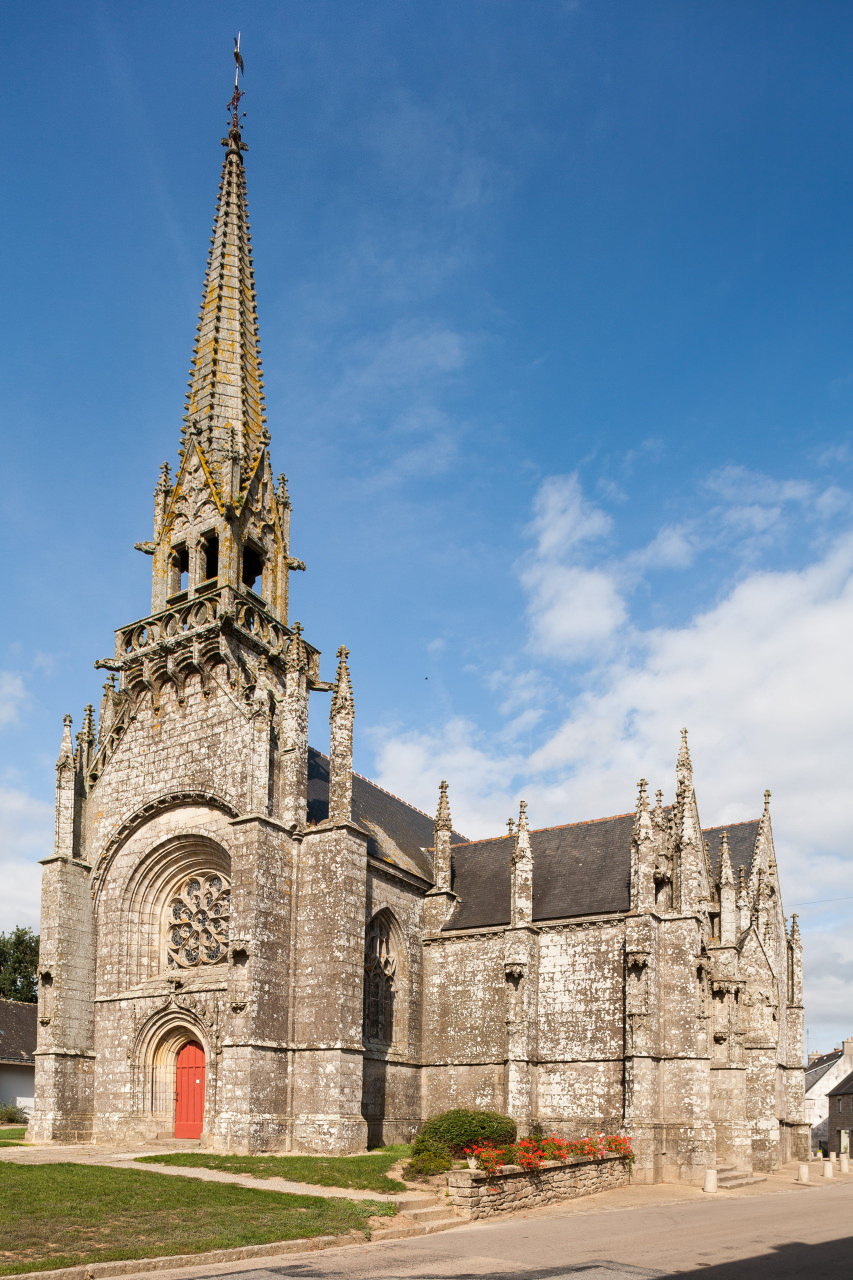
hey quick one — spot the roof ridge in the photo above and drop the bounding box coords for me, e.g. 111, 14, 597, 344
702, 819, 760, 832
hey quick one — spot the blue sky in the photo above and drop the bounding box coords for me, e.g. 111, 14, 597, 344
3, 1, 853, 1053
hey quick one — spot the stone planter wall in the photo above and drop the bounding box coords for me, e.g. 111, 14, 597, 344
447, 1153, 630, 1219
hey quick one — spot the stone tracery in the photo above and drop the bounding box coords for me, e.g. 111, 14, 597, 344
166, 872, 231, 968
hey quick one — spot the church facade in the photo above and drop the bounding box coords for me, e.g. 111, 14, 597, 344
28, 93, 807, 1184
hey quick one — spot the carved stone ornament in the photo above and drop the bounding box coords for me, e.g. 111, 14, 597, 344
166, 872, 231, 968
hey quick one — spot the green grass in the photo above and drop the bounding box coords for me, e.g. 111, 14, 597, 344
0, 1128, 25, 1148
136, 1144, 411, 1193
0, 1163, 396, 1276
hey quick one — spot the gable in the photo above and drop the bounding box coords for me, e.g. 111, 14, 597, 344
705, 820, 760, 883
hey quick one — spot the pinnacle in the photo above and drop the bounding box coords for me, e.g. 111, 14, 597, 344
719, 831, 734, 885
331, 645, 354, 715
435, 779, 452, 832
677, 726, 692, 774
636, 778, 649, 812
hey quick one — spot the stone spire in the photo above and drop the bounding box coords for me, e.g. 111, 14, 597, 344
719, 831, 737, 945
432, 780, 453, 892
511, 800, 533, 928
183, 86, 267, 487
676, 727, 692, 789
328, 646, 354, 824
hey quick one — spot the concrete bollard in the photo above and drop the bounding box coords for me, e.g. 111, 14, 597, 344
823, 1160, 834, 1178
798, 1163, 809, 1183
703, 1169, 718, 1194
830, 1151, 837, 1164
841, 1154, 850, 1174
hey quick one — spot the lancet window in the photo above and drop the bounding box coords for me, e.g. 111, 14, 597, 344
166, 872, 231, 968
363, 914, 397, 1046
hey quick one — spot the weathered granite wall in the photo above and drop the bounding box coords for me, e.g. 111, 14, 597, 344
447, 1154, 630, 1219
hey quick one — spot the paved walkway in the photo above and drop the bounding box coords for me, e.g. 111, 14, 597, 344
93, 1170, 853, 1280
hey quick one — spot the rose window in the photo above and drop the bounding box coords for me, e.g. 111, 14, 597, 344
166, 873, 231, 968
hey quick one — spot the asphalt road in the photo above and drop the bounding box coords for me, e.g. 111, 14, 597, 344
144, 1179, 853, 1280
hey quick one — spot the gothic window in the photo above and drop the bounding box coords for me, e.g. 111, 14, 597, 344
241, 544, 265, 595
363, 914, 397, 1046
166, 873, 231, 968
169, 545, 189, 596
202, 533, 219, 581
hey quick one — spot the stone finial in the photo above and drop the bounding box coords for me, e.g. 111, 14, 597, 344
676, 727, 692, 785
511, 800, 533, 927
276, 473, 290, 509
328, 644, 354, 826
790, 913, 801, 943
286, 621, 308, 674
79, 704, 95, 743
435, 780, 452, 832
636, 778, 649, 813
719, 831, 734, 886
506, 818, 515, 835
764, 788, 771, 814
432, 780, 453, 893
57, 714, 74, 768
155, 461, 171, 494
330, 646, 354, 717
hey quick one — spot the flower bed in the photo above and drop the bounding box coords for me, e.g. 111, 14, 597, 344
449, 1134, 633, 1220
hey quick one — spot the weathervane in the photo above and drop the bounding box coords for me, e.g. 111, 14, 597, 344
228, 33, 245, 128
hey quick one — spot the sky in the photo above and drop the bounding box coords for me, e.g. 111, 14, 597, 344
2, 0, 853, 1055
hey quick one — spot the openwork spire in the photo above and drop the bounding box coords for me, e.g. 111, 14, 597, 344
183, 49, 267, 490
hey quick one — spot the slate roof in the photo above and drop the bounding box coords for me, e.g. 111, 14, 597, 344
0, 998, 37, 1065
806, 1050, 843, 1092
704, 820, 760, 883
444, 813, 635, 931
442, 812, 763, 932
307, 748, 467, 881
828, 1068, 853, 1097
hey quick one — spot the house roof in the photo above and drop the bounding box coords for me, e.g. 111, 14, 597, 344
828, 1068, 853, 1097
805, 1050, 844, 1092
306, 748, 467, 882
441, 812, 762, 932
0, 998, 37, 1065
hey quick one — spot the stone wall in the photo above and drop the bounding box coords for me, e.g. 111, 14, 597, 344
447, 1153, 630, 1219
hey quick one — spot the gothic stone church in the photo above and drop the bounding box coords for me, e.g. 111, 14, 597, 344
28, 96, 808, 1185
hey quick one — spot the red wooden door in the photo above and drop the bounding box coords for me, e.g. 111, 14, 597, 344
174, 1041, 205, 1138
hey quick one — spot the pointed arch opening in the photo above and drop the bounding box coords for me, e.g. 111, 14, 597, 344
363, 909, 401, 1049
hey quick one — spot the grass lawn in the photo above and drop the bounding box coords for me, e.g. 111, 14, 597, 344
0, 1129, 26, 1148
136, 1144, 411, 1193
0, 1163, 395, 1276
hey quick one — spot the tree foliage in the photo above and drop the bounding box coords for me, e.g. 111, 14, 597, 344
0, 926, 39, 1002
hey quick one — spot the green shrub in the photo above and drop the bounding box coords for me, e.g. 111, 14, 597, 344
0, 1101, 28, 1125
403, 1135, 452, 1180
418, 1108, 517, 1156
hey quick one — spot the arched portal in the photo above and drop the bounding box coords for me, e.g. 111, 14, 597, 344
174, 1040, 206, 1138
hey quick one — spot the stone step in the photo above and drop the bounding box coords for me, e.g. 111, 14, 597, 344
405, 1204, 456, 1223
395, 1193, 442, 1210
372, 1216, 462, 1242
717, 1172, 767, 1189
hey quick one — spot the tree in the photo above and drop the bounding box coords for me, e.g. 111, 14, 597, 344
0, 927, 39, 1002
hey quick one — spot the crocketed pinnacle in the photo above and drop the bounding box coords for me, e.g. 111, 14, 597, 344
183, 111, 267, 489
513, 799, 531, 861
435, 780, 452, 832
719, 831, 734, 886
677, 727, 692, 783
330, 646, 354, 716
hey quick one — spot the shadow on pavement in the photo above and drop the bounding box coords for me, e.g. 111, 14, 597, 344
658, 1234, 853, 1279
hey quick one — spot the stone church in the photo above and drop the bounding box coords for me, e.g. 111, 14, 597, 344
28, 85, 807, 1184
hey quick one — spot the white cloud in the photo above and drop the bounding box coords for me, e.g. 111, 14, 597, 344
0, 673, 27, 727
0, 786, 51, 932
371, 471, 853, 1050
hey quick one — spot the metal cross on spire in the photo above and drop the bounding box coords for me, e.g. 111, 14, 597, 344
228, 33, 245, 128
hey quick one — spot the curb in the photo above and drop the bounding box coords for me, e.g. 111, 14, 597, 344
4, 1231, 374, 1280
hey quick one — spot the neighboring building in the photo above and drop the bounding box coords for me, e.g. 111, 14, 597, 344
804, 1039, 853, 1153
26, 72, 808, 1184
0, 998, 37, 1113
827, 1069, 853, 1156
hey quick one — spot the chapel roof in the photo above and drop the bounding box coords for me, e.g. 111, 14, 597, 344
306, 748, 467, 881
0, 998, 37, 1065
704, 820, 761, 883
828, 1068, 853, 1097
441, 812, 762, 931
